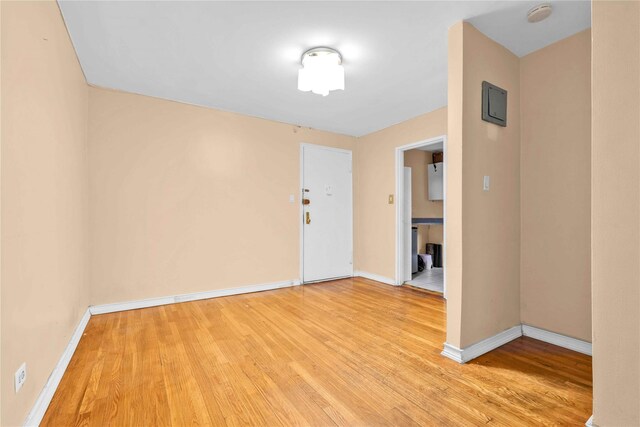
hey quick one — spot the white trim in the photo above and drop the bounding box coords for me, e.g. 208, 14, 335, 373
24, 284, 595, 425
522, 324, 592, 356
90, 280, 299, 315
300, 142, 354, 284
441, 343, 464, 363
395, 135, 447, 298
90, 295, 174, 315
299, 143, 305, 285
442, 324, 594, 364
25, 279, 303, 424
300, 142, 352, 155
441, 325, 523, 363
24, 308, 91, 427
303, 275, 351, 285
354, 270, 396, 286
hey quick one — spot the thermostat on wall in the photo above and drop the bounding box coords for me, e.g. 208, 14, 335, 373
482, 81, 507, 127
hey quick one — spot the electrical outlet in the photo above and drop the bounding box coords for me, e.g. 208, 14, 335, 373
483, 176, 490, 191
15, 363, 26, 393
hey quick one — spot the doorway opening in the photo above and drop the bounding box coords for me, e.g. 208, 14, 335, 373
395, 135, 447, 297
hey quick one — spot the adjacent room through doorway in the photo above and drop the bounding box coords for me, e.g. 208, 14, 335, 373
396, 137, 446, 296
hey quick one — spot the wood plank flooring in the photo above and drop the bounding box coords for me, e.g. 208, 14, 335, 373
42, 278, 592, 426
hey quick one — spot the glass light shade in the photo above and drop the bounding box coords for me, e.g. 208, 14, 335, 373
297, 48, 344, 96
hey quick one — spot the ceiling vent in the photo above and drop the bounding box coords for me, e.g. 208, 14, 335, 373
527, 3, 552, 23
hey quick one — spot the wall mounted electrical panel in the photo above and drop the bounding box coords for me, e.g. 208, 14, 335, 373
482, 81, 507, 127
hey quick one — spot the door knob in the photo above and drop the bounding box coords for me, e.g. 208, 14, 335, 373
305, 212, 311, 224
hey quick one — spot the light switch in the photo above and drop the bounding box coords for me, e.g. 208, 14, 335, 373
325, 185, 333, 195
289, 194, 294, 203
483, 176, 490, 191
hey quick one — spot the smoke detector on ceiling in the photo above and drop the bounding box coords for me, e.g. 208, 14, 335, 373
527, 3, 553, 23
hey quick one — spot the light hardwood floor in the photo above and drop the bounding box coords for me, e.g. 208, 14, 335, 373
42, 278, 592, 426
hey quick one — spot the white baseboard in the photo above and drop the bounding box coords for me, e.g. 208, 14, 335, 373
90, 294, 175, 315
442, 325, 523, 363
585, 415, 594, 426
24, 308, 91, 427
441, 343, 465, 363
442, 323, 594, 364
90, 279, 299, 315
522, 324, 592, 356
26, 283, 594, 426
354, 270, 397, 286
26, 279, 301, 425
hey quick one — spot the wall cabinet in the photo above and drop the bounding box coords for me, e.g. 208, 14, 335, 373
428, 162, 443, 200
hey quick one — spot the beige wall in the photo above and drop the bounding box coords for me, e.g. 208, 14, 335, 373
520, 30, 592, 342
354, 108, 447, 280
0, 3, 617, 423
446, 22, 465, 346
88, 87, 355, 305
404, 149, 444, 219
420, 224, 443, 247
415, 223, 444, 254
1, 0, 4, 418
591, 1, 640, 425
447, 22, 521, 348
1, 2, 90, 425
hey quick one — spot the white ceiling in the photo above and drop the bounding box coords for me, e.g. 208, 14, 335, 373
58, 1, 590, 137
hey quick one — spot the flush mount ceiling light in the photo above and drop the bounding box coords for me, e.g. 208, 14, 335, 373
297, 47, 344, 97
527, 3, 552, 23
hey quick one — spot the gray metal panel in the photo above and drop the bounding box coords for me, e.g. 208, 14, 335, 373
482, 81, 507, 127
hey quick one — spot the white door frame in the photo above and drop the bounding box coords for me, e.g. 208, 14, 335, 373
394, 135, 447, 298
299, 142, 354, 284
403, 167, 412, 284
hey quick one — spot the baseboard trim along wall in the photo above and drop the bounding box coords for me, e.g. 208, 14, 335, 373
442, 324, 593, 364
354, 271, 397, 286
26, 279, 301, 425
521, 324, 592, 356
442, 325, 523, 363
89, 279, 300, 315
26, 277, 594, 426
24, 308, 91, 427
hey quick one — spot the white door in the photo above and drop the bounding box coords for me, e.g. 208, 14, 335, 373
301, 144, 353, 283
403, 167, 412, 282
